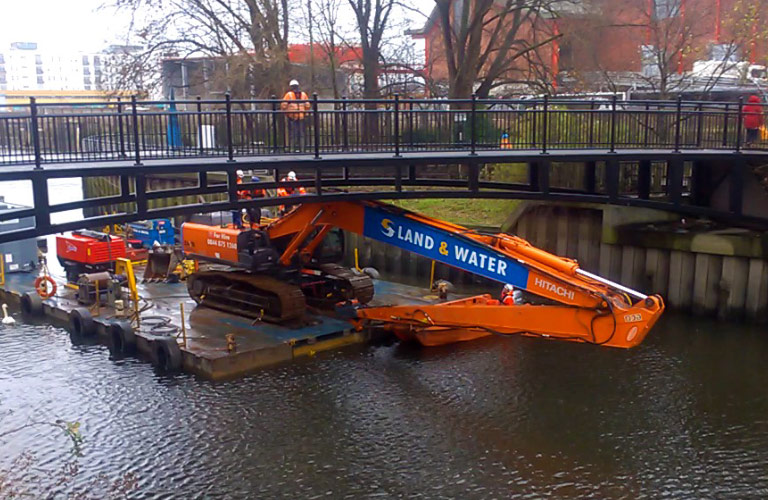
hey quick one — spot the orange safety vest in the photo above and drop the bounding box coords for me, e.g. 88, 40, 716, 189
236, 178, 251, 200
502, 294, 515, 305
280, 91, 310, 120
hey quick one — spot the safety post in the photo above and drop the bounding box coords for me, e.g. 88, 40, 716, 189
354, 248, 362, 271
180, 302, 187, 348
0, 255, 5, 286
429, 260, 436, 288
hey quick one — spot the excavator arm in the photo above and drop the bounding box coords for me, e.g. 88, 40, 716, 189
263, 201, 665, 348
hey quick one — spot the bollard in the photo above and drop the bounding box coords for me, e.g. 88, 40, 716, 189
180, 302, 187, 348
226, 333, 237, 353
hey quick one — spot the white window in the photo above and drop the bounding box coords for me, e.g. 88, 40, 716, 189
653, 0, 679, 20
641, 45, 660, 77
710, 43, 739, 62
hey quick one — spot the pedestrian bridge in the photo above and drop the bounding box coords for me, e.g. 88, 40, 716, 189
0, 95, 766, 243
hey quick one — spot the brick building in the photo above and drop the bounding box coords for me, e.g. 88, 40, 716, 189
410, 0, 768, 95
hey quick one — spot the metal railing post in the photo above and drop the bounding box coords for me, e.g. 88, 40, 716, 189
312, 93, 320, 159
643, 102, 650, 147
722, 103, 730, 147
29, 97, 42, 169
225, 93, 234, 161
271, 94, 279, 153
735, 96, 744, 153
131, 95, 141, 165
342, 96, 349, 151
541, 94, 549, 154
393, 93, 401, 157
408, 99, 415, 149
196, 96, 204, 155
696, 102, 703, 147
588, 100, 595, 148
117, 97, 126, 158
674, 95, 682, 152
470, 93, 477, 155
609, 94, 617, 153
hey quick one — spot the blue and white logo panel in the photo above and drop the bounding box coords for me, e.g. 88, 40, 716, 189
362, 206, 529, 287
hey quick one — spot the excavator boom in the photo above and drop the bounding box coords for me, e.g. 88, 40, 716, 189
183, 200, 665, 348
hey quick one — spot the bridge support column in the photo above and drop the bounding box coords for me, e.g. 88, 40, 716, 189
584, 161, 597, 194
120, 175, 131, 203
468, 162, 479, 193
539, 160, 550, 195
31, 173, 51, 233
637, 160, 651, 200
690, 161, 711, 207
528, 161, 539, 191
135, 174, 148, 215
666, 158, 684, 207
606, 158, 620, 202
729, 158, 745, 215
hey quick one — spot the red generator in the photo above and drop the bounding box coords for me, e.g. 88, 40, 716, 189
56, 230, 127, 283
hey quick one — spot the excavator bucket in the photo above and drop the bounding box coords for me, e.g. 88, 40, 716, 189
143, 245, 185, 282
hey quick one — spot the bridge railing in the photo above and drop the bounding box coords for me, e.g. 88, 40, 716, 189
0, 95, 763, 167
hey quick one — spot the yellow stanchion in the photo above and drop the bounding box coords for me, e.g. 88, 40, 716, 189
180, 302, 187, 348
429, 260, 436, 288
354, 248, 361, 271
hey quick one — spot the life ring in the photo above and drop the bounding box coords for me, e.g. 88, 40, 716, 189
34, 275, 57, 299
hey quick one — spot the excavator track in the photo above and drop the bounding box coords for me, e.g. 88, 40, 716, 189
187, 271, 306, 322
316, 263, 375, 304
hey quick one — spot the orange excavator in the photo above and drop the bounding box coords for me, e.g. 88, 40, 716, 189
181, 200, 665, 348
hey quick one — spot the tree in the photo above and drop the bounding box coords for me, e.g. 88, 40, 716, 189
112, 0, 292, 97
346, 0, 399, 100
434, 0, 563, 99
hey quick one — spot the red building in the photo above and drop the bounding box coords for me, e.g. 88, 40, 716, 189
410, 0, 768, 95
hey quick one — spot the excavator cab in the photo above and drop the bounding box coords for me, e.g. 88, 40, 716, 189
309, 227, 344, 265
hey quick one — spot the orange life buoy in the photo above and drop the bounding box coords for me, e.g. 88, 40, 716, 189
34, 275, 57, 299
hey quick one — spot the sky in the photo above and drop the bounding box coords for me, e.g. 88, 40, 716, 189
0, 0, 132, 52
0, 0, 431, 54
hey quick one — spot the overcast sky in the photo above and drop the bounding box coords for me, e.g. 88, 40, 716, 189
0, 0, 431, 53
0, 0, 130, 52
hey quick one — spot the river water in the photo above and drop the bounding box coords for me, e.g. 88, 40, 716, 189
1, 181, 767, 498
1, 314, 767, 498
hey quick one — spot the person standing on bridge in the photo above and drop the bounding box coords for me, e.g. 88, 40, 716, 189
743, 95, 764, 148
281, 80, 311, 153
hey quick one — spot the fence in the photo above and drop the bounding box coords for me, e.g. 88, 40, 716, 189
0, 95, 764, 168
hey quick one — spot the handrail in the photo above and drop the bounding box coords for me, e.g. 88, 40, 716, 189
1, 96, 767, 167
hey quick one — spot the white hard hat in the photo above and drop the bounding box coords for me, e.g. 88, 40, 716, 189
289, 79, 299, 86
503, 284, 514, 294
288, 171, 297, 180
236, 170, 244, 178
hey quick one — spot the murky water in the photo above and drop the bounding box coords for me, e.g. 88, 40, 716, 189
1, 313, 767, 498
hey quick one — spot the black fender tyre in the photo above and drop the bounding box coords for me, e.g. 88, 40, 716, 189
20, 292, 43, 317
69, 307, 95, 337
109, 320, 136, 355
151, 337, 182, 372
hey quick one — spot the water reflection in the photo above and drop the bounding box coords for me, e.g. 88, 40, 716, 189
1, 313, 767, 497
